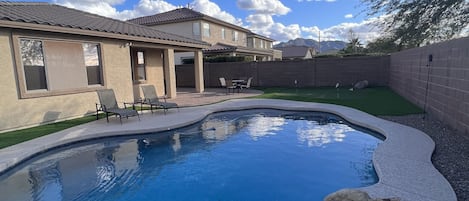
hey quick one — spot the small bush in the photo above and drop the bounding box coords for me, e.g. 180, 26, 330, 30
205, 56, 249, 63
182, 58, 194, 64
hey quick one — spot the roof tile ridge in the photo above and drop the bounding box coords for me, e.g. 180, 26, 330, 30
0, 1, 50, 6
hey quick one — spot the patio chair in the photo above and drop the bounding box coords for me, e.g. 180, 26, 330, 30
141, 85, 179, 114
239, 77, 253, 90
96, 89, 139, 123
219, 77, 237, 94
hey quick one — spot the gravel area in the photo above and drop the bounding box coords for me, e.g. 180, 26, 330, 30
380, 114, 469, 201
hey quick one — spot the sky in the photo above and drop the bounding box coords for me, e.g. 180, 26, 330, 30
12, 0, 387, 43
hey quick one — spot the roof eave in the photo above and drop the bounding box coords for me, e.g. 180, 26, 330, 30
0, 20, 210, 49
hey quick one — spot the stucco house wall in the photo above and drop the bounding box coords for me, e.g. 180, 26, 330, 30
151, 20, 248, 47
149, 21, 200, 41
0, 30, 134, 131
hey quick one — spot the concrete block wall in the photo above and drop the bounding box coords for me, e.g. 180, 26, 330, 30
389, 37, 469, 134
176, 56, 390, 88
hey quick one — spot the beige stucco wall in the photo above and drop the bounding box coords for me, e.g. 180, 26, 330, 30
149, 21, 201, 41
0, 30, 134, 132
150, 20, 248, 47
199, 21, 247, 47
250, 37, 272, 50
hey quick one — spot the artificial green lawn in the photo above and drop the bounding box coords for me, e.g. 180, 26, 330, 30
0, 87, 422, 149
0, 115, 103, 149
255, 87, 423, 116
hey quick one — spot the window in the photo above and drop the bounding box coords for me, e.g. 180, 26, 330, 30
221, 28, 225, 40
260, 40, 265, 49
17, 37, 104, 98
136, 51, 146, 80
232, 31, 238, 41
203, 23, 210, 37
193, 22, 200, 36
83, 43, 103, 85
20, 39, 47, 90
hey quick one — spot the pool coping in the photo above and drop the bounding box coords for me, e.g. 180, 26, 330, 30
0, 99, 456, 201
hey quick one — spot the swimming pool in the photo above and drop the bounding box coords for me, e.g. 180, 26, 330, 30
0, 109, 383, 201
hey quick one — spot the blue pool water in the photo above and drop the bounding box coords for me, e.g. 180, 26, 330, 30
0, 109, 383, 201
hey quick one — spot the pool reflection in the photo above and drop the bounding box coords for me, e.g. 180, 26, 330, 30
0, 109, 382, 201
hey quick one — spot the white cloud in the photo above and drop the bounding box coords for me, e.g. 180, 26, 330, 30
191, 0, 243, 26
55, 0, 385, 43
246, 14, 301, 41
301, 16, 385, 44
237, 0, 290, 15
54, 0, 121, 18
55, 0, 241, 24
54, 0, 177, 20
344, 14, 353, 19
298, 0, 336, 2
118, 0, 177, 20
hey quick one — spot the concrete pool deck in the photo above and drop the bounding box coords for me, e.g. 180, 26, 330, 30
0, 99, 456, 201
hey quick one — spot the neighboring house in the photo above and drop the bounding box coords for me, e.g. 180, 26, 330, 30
0, 2, 209, 132
128, 8, 280, 64
275, 46, 316, 60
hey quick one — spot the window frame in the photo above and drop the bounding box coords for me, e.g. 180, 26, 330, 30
193, 22, 200, 36
12, 33, 106, 99
232, 30, 238, 42
131, 49, 147, 82
19, 38, 48, 91
221, 28, 225, 40
202, 22, 210, 37
83, 43, 104, 86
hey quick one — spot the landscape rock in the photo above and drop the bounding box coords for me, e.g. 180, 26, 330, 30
353, 80, 369, 90
324, 189, 401, 201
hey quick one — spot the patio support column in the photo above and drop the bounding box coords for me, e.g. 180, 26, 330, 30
194, 50, 204, 93
164, 48, 177, 98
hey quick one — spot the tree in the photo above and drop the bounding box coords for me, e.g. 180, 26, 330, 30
340, 29, 365, 54
365, 37, 400, 54
361, 0, 469, 48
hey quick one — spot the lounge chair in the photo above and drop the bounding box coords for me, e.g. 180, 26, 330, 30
239, 77, 253, 90
219, 77, 237, 94
141, 85, 179, 114
96, 89, 139, 123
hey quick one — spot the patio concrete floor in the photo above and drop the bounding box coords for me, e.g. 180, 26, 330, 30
169, 87, 263, 107
0, 91, 457, 201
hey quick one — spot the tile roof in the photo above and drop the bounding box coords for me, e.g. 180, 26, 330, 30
128, 7, 205, 26
0, 2, 209, 47
275, 46, 314, 58
204, 43, 237, 52
203, 43, 274, 56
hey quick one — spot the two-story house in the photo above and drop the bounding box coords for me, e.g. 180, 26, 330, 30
128, 8, 281, 64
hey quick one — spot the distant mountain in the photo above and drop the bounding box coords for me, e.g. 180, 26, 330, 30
274, 38, 347, 54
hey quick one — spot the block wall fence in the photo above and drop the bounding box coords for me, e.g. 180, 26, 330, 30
176, 36, 469, 135
176, 56, 390, 88
389, 37, 469, 134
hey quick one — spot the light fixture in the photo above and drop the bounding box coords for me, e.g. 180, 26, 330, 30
121, 42, 133, 48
